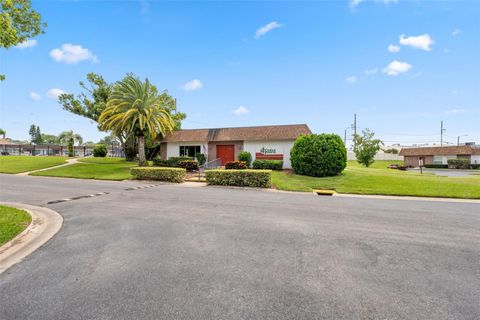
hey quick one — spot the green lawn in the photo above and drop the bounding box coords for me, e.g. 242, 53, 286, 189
31, 157, 136, 181
0, 156, 68, 174
272, 161, 480, 199
0, 205, 32, 246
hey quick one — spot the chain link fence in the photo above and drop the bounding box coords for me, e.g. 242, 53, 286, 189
0, 144, 124, 158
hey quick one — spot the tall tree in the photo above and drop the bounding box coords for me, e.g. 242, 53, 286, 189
34, 126, 43, 144
0, 0, 47, 80
41, 133, 59, 145
0, 128, 5, 138
98, 74, 175, 166
28, 124, 36, 143
353, 129, 383, 167
59, 73, 186, 160
58, 130, 83, 146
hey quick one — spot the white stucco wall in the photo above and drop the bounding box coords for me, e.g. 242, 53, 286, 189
471, 155, 480, 164
243, 140, 295, 168
166, 142, 208, 159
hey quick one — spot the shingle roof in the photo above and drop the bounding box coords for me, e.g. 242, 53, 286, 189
399, 145, 477, 156
161, 124, 312, 142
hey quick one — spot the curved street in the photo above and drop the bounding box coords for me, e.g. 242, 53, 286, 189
0, 174, 479, 320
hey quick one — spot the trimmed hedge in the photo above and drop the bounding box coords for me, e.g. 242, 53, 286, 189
205, 169, 271, 188
290, 134, 347, 177
471, 164, 480, 170
93, 144, 108, 157
178, 160, 199, 172
153, 156, 194, 168
225, 161, 247, 170
131, 167, 186, 183
447, 159, 469, 169
252, 159, 283, 170
424, 164, 448, 169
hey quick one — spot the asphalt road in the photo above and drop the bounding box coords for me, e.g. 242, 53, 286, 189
1, 174, 479, 320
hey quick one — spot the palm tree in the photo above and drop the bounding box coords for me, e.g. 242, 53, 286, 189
98, 75, 175, 166
58, 130, 83, 145
0, 128, 5, 139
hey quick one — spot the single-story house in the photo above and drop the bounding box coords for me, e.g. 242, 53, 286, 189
399, 145, 480, 167
159, 124, 312, 168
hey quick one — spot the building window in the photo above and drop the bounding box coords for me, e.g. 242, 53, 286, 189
433, 156, 443, 164
179, 146, 201, 157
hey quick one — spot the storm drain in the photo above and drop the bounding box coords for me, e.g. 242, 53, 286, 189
47, 192, 110, 204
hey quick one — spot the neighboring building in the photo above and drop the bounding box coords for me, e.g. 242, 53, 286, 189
399, 144, 480, 167
159, 124, 312, 168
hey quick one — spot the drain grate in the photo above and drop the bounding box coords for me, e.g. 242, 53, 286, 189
47, 192, 109, 204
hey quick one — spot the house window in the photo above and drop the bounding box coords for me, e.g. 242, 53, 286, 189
433, 156, 444, 164
179, 145, 201, 157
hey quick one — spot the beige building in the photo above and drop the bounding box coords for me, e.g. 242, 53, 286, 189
399, 145, 480, 167
159, 124, 312, 168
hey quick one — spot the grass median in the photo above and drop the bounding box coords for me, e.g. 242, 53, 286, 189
271, 161, 480, 199
0, 156, 68, 174
30, 157, 136, 180
0, 205, 32, 246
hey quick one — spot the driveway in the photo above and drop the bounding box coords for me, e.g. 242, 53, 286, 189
0, 174, 479, 320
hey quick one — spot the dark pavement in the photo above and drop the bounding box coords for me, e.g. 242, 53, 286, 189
1, 174, 479, 320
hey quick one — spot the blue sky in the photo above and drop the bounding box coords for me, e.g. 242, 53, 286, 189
1, 0, 479, 146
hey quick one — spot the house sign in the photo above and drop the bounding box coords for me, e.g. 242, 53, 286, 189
260, 147, 277, 154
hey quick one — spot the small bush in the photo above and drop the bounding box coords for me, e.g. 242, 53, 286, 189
205, 169, 271, 188
153, 156, 194, 167
471, 164, 480, 169
424, 164, 448, 169
131, 167, 186, 183
93, 144, 108, 157
447, 159, 469, 169
290, 134, 346, 177
178, 160, 199, 172
238, 151, 252, 167
196, 153, 206, 165
252, 159, 283, 170
225, 161, 247, 170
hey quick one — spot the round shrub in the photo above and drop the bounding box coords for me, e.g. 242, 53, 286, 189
195, 153, 206, 165
238, 151, 252, 167
93, 144, 108, 157
178, 160, 199, 172
290, 134, 346, 177
225, 161, 247, 170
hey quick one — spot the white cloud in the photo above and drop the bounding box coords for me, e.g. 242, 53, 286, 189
233, 105, 249, 116
15, 39, 38, 49
399, 34, 434, 51
452, 29, 462, 36
182, 79, 203, 91
383, 60, 412, 76
255, 21, 283, 39
29, 92, 41, 101
388, 44, 400, 53
364, 68, 378, 75
47, 88, 67, 99
50, 43, 98, 64
444, 108, 466, 115
350, 0, 397, 7
346, 76, 357, 84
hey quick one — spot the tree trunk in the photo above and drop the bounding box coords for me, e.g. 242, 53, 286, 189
137, 135, 147, 166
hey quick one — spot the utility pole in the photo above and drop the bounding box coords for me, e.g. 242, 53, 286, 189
440, 121, 446, 146
352, 113, 357, 150
344, 129, 347, 146
457, 134, 467, 146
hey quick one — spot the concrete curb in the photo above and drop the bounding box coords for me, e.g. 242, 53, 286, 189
17, 158, 79, 176
333, 193, 480, 204
0, 202, 63, 273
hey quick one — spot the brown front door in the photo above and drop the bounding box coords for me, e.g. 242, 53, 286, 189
216, 145, 235, 165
